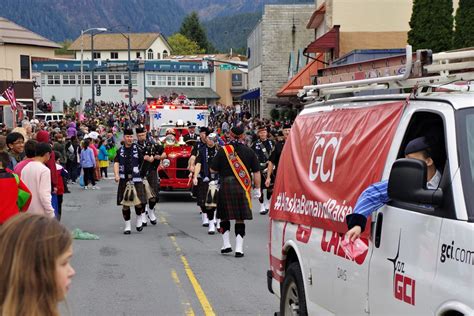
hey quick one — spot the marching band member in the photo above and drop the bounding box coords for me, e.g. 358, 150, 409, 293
210, 126, 261, 258
252, 125, 275, 215
114, 129, 147, 234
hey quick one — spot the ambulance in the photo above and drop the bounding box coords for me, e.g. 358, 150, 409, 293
268, 46, 474, 315
147, 101, 209, 131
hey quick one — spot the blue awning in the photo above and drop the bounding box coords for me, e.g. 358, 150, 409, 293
239, 88, 260, 100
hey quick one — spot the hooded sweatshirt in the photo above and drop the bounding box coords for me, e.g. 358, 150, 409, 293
67, 122, 77, 139
35, 130, 58, 190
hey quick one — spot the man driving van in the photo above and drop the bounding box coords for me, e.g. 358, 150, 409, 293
346, 136, 442, 241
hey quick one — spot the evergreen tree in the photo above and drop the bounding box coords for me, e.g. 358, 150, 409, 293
408, 0, 454, 52
168, 33, 205, 55
453, 0, 474, 48
179, 12, 211, 53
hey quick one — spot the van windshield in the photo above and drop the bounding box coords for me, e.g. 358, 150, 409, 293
456, 108, 474, 221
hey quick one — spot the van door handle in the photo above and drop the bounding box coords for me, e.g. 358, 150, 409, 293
374, 212, 383, 248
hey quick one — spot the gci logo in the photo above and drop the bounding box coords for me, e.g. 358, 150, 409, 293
309, 132, 342, 183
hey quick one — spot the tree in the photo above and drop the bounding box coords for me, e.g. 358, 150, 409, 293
167, 33, 205, 55
408, 0, 454, 52
179, 12, 211, 53
55, 39, 73, 55
453, 0, 474, 48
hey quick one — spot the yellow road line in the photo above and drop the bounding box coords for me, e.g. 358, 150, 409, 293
160, 212, 216, 316
171, 269, 195, 316
180, 255, 216, 316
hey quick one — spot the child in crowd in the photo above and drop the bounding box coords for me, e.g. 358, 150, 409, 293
55, 151, 68, 221
98, 138, 109, 178
0, 213, 75, 315
0, 152, 31, 224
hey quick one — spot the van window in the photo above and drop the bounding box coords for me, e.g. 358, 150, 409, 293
391, 111, 455, 218
456, 108, 474, 221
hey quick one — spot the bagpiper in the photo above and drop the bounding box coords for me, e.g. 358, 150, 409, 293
114, 128, 147, 234
189, 126, 211, 226
265, 122, 291, 194
251, 124, 275, 215
210, 125, 261, 257
192, 132, 220, 234
135, 127, 166, 226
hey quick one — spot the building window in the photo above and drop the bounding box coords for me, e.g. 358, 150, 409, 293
124, 74, 138, 86
163, 50, 169, 58
147, 49, 154, 60
232, 73, 243, 86
109, 74, 122, 85
177, 76, 186, 86
157, 75, 167, 86
47, 74, 60, 85
167, 75, 176, 86
136, 52, 141, 59
20, 55, 30, 79
111, 52, 119, 59
147, 74, 157, 86
157, 52, 161, 59
187, 76, 195, 86
41, 74, 45, 85
99, 74, 107, 85
62, 74, 76, 85
93, 52, 101, 59
84, 74, 91, 85
196, 76, 205, 87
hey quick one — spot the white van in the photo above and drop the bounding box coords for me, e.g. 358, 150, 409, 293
268, 46, 474, 315
35, 112, 64, 123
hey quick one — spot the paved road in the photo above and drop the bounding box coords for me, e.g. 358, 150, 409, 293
59, 176, 278, 315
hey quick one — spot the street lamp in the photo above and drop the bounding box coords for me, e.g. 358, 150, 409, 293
108, 26, 133, 107
79, 27, 107, 114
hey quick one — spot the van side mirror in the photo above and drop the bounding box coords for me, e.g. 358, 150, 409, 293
388, 158, 443, 205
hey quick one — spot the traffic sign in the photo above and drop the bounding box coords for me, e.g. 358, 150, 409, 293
219, 64, 238, 70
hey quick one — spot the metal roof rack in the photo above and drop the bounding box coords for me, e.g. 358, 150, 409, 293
299, 45, 474, 101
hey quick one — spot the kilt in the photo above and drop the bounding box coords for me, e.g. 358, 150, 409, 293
116, 179, 147, 206
196, 178, 210, 208
217, 176, 252, 221
146, 170, 160, 200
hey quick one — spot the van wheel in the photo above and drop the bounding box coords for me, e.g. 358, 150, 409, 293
280, 262, 308, 316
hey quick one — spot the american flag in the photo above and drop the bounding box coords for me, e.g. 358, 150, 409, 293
2, 85, 17, 111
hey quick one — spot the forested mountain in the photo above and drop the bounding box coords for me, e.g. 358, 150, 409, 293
2, 0, 312, 51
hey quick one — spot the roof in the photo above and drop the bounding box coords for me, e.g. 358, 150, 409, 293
68, 33, 170, 51
277, 57, 324, 97
147, 87, 220, 100
0, 17, 60, 48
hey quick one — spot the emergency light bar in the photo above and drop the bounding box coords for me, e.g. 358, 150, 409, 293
300, 45, 474, 101
147, 103, 208, 110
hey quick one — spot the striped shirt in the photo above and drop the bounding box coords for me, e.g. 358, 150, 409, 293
353, 170, 442, 218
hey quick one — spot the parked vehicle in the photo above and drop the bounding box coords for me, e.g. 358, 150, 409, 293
35, 112, 64, 123
268, 46, 474, 315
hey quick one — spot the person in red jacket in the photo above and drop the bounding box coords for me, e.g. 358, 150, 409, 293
0, 152, 31, 224
35, 130, 58, 193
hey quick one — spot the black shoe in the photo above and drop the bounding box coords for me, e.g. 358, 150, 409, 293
150, 220, 157, 225
64, 190, 71, 194
235, 252, 244, 258
136, 226, 143, 232
124, 230, 131, 235
142, 222, 147, 227
260, 210, 269, 215
208, 231, 215, 235
203, 223, 209, 227
221, 247, 232, 254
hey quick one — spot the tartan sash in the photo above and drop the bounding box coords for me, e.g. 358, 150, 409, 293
223, 145, 252, 208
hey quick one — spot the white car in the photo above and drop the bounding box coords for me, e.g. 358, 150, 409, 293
268, 46, 474, 315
